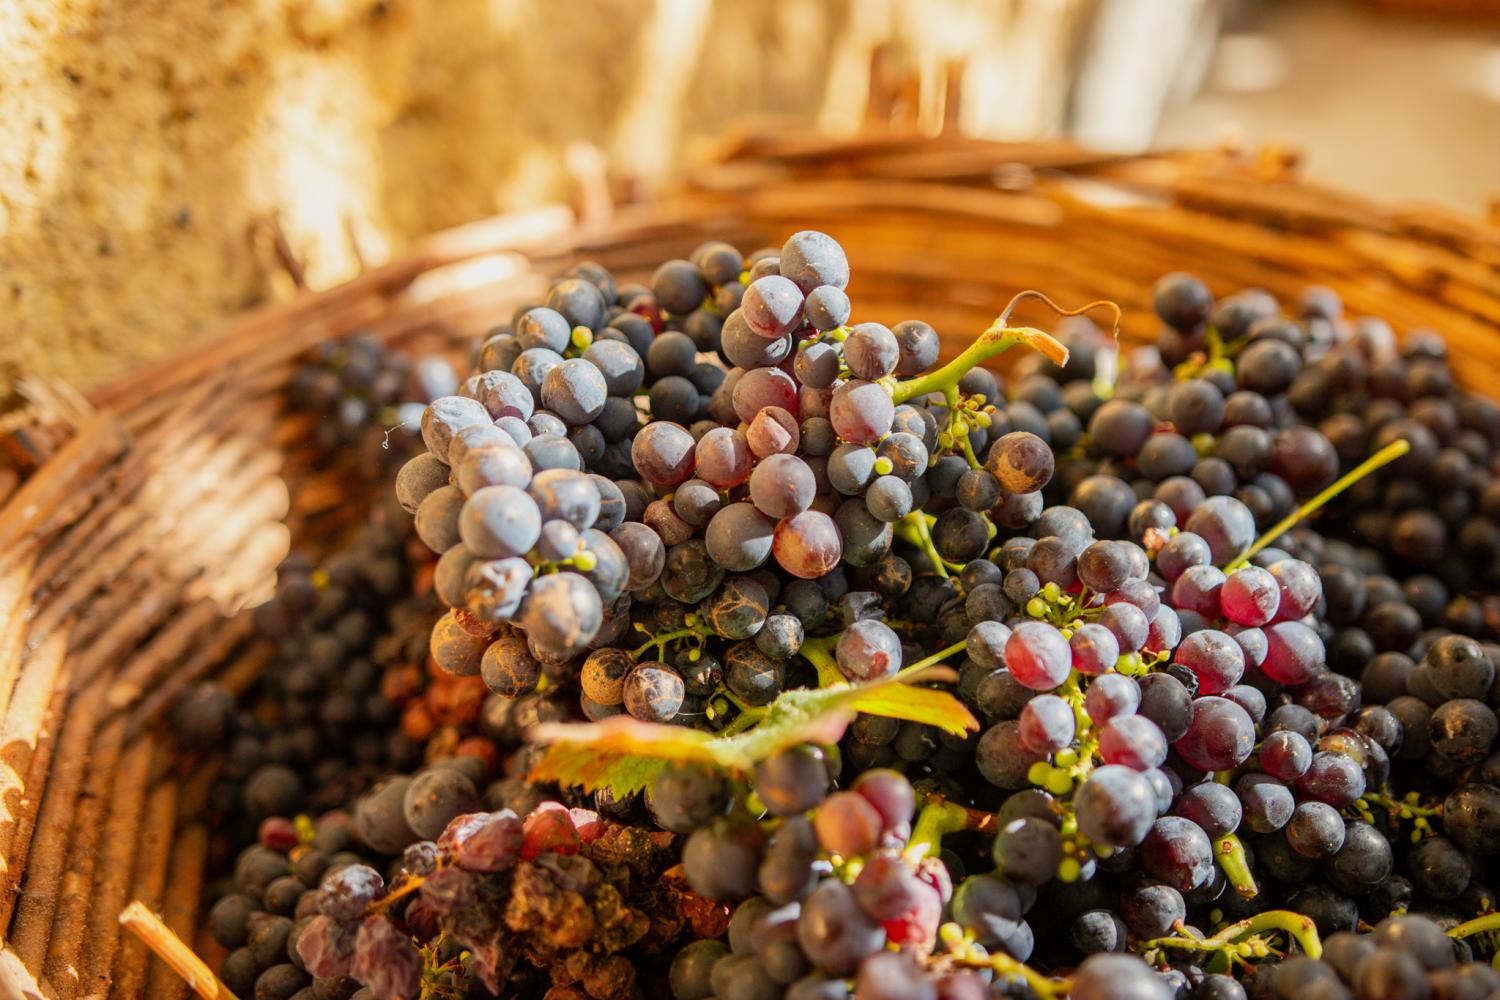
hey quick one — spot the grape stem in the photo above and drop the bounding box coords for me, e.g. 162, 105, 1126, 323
119, 901, 241, 1000
798, 635, 844, 687
1142, 909, 1322, 960
898, 511, 952, 578
890, 291, 1119, 406
1214, 832, 1259, 898
942, 926, 1070, 999
1449, 913, 1500, 939
895, 639, 969, 682
1222, 438, 1411, 572
905, 799, 973, 863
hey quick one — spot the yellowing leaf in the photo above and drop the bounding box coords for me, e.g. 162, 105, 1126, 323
529, 670, 978, 794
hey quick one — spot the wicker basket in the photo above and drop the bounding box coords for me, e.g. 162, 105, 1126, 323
1, 128, 1498, 999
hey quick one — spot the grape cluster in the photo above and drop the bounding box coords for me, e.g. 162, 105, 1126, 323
291, 332, 458, 479
195, 233, 1500, 1000
176, 502, 432, 837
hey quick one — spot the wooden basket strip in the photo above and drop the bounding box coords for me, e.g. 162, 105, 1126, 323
0, 416, 128, 576
5, 683, 102, 964
40, 717, 128, 999
119, 615, 256, 739
55, 437, 285, 683
71, 735, 153, 1000
143, 822, 208, 1000
102, 601, 234, 715
24, 377, 245, 633
0, 561, 35, 722
107, 777, 178, 1000
0, 629, 69, 927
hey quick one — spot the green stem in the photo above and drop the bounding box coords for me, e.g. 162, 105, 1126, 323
905, 799, 971, 863
799, 636, 844, 688
895, 639, 968, 682
719, 706, 766, 737
1145, 910, 1322, 960
892, 325, 1069, 405
1224, 438, 1411, 572
902, 510, 951, 578
1215, 833, 1259, 899
1448, 914, 1500, 940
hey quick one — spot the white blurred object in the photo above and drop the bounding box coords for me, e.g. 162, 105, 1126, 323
1070, 0, 1222, 152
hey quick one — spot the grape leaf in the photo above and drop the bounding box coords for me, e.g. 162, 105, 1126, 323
529, 670, 978, 793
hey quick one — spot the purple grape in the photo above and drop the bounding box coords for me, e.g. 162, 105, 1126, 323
1004, 622, 1072, 691
1173, 696, 1255, 771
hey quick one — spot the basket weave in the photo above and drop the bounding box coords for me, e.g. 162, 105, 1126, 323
1, 128, 1498, 998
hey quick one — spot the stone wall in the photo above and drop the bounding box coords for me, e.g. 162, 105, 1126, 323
0, 0, 1092, 402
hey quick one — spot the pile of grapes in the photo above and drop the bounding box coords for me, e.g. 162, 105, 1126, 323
191, 231, 1500, 1000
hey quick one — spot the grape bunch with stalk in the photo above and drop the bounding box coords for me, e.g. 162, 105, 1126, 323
188, 229, 1500, 1000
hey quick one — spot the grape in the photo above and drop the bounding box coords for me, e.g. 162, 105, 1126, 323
723, 312, 793, 368
623, 662, 686, 722
1137, 672, 1193, 741
976, 721, 1044, 790
1269, 559, 1322, 620
1140, 816, 1213, 891
526, 468, 600, 528
682, 818, 766, 901
651, 764, 728, 833
1260, 729, 1313, 780
671, 940, 729, 1000
479, 636, 541, 698
747, 407, 800, 458
706, 503, 777, 573
1004, 621, 1072, 691
610, 522, 666, 591
1296, 751, 1366, 808
540, 357, 607, 424
1221, 565, 1280, 625
1019, 695, 1075, 753
1285, 801, 1346, 859
993, 816, 1063, 886
414, 484, 465, 553
518, 571, 602, 657
754, 747, 830, 816
1120, 883, 1185, 939
1185, 496, 1256, 563
891, 320, 939, 375
742, 275, 804, 338
421, 395, 491, 462
1074, 765, 1156, 847
1172, 781, 1241, 839
866, 475, 913, 522
773, 511, 842, 579
732, 366, 799, 423
836, 620, 902, 681
1172, 564, 1226, 618
843, 323, 900, 380
1174, 629, 1246, 695
796, 879, 883, 975
1085, 673, 1140, 724
1098, 715, 1168, 771
749, 454, 816, 518
759, 816, 819, 905
1173, 696, 1255, 771
830, 380, 895, 445
780, 231, 850, 294
1262, 620, 1327, 685
545, 276, 606, 330
805, 286, 851, 331
1098, 602, 1149, 653
1070, 952, 1174, 1000
632, 421, 697, 486
827, 443, 877, 494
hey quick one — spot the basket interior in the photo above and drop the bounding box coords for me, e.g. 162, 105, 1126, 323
1, 134, 1498, 998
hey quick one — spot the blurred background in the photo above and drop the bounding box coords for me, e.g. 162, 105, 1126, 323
2, 0, 1497, 406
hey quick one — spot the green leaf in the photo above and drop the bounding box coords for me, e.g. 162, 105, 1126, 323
530, 671, 978, 793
